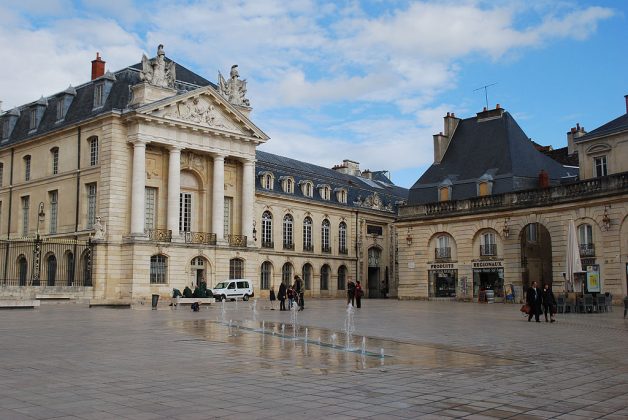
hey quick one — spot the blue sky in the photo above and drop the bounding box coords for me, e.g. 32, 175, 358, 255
1, 0, 626, 188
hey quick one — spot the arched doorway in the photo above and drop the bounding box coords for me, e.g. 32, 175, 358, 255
191, 256, 209, 287
520, 223, 553, 291
368, 247, 381, 298
18, 255, 28, 286
46, 254, 57, 286
302, 263, 312, 290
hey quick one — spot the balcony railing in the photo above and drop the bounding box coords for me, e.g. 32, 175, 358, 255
579, 243, 595, 257
322, 246, 331, 254
262, 241, 274, 249
303, 244, 314, 252
480, 244, 497, 257
184, 231, 216, 245
435, 247, 451, 260
339, 247, 348, 255
283, 242, 294, 250
147, 229, 172, 242
228, 235, 247, 247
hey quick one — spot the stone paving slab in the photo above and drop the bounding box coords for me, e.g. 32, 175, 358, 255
0, 299, 626, 419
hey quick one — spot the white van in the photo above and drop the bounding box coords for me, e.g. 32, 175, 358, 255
211, 279, 254, 301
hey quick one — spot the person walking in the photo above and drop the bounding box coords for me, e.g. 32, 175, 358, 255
269, 287, 277, 310
542, 283, 556, 323
294, 275, 305, 311
527, 281, 542, 322
347, 279, 356, 306
355, 280, 363, 309
278, 282, 287, 311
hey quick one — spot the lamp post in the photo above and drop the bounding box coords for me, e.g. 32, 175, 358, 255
36, 202, 45, 237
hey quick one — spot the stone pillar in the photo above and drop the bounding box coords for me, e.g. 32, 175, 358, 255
167, 146, 181, 237
130, 139, 147, 236
242, 159, 255, 245
212, 154, 225, 241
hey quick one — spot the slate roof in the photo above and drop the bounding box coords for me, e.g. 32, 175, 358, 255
256, 150, 408, 212
408, 111, 573, 205
576, 112, 628, 142
1, 58, 213, 147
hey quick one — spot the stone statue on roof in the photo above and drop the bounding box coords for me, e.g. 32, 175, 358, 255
218, 64, 250, 107
140, 44, 176, 89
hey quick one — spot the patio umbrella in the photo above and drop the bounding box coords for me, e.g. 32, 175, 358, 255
565, 219, 583, 292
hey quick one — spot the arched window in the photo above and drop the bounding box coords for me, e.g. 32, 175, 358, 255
229, 258, 244, 279
260, 261, 272, 290
337, 265, 347, 290
578, 223, 594, 256
47, 254, 57, 286
338, 222, 347, 254
150, 255, 167, 284
480, 232, 496, 256
302, 263, 312, 290
436, 235, 451, 260
321, 219, 330, 253
24, 155, 31, 181
261, 211, 273, 248
264, 174, 273, 189
89, 137, 99, 166
320, 264, 330, 290
286, 178, 293, 193
283, 214, 294, 249
303, 216, 313, 251
282, 263, 293, 286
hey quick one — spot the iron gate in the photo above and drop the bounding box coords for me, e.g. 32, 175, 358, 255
0, 237, 93, 287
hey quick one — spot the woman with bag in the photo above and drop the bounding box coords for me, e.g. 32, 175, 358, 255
542, 283, 557, 323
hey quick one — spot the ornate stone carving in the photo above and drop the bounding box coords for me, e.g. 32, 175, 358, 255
140, 44, 176, 89
163, 97, 238, 131
354, 192, 394, 212
92, 216, 106, 240
218, 65, 250, 107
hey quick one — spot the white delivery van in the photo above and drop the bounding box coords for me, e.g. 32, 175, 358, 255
211, 279, 254, 301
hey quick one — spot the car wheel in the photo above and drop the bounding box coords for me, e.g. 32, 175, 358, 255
221, 295, 226, 302
243, 294, 249, 301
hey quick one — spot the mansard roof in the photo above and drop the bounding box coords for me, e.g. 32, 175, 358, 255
255, 150, 408, 213
576, 113, 628, 142
0, 57, 213, 147
408, 111, 573, 205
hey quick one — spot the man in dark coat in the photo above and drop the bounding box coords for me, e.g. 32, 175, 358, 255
294, 275, 304, 311
278, 282, 287, 311
347, 280, 356, 306
527, 281, 542, 322
542, 283, 556, 323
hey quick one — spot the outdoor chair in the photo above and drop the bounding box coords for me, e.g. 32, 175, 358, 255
556, 295, 566, 314
582, 294, 594, 313
596, 295, 606, 313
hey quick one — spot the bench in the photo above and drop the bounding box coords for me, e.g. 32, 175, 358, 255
172, 297, 213, 309
0, 299, 40, 309
36, 294, 73, 300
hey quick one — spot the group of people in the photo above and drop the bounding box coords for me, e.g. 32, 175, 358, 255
269, 275, 305, 311
525, 281, 557, 323
346, 279, 363, 308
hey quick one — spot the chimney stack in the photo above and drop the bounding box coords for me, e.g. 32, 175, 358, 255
566, 123, 586, 155
624, 94, 628, 114
91, 53, 105, 80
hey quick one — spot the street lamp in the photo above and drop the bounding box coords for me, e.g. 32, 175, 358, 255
36, 202, 45, 236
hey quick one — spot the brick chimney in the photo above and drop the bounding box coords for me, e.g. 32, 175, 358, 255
624, 94, 628, 114
566, 123, 586, 155
433, 112, 461, 164
538, 170, 549, 188
91, 53, 105, 80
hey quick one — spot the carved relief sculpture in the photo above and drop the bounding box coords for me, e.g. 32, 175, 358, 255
93, 216, 107, 240
164, 97, 236, 130
218, 65, 250, 107
140, 44, 176, 89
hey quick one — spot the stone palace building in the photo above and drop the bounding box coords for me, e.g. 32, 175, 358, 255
1, 45, 626, 305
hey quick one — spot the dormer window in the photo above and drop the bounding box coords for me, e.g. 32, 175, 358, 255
318, 184, 331, 200
335, 188, 347, 204
477, 173, 494, 196
94, 83, 104, 108
29, 109, 37, 130
438, 179, 452, 202
300, 180, 313, 198
279, 176, 294, 193
56, 100, 64, 121
258, 171, 274, 190
2, 120, 8, 139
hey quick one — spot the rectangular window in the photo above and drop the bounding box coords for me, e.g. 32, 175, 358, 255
22, 196, 29, 236
29, 110, 37, 130
144, 187, 157, 231
52, 149, 59, 175
150, 255, 167, 284
49, 190, 58, 234
86, 183, 97, 229
367, 225, 383, 236
224, 197, 232, 236
89, 138, 99, 166
94, 84, 104, 108
56, 101, 64, 121
594, 156, 607, 177
24, 156, 31, 181
526, 223, 538, 242
179, 193, 192, 232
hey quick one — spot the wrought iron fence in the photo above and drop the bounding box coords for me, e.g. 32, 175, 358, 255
0, 236, 93, 287
435, 247, 451, 260
228, 235, 247, 247
184, 231, 216, 245
147, 229, 172, 242
283, 243, 294, 250
579, 243, 595, 257
480, 244, 497, 256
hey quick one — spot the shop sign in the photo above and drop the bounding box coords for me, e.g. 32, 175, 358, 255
586, 265, 601, 293
472, 260, 504, 269
428, 263, 457, 271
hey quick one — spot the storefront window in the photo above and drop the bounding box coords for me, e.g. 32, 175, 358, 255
428, 269, 457, 298
473, 267, 504, 301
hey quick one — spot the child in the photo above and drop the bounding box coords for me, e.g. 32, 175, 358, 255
287, 286, 295, 310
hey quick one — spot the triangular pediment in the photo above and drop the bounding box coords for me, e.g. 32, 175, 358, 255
136, 86, 269, 141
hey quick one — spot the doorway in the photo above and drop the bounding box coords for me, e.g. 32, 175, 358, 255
191, 257, 207, 287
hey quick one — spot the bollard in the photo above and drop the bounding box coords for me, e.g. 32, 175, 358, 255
151, 294, 159, 310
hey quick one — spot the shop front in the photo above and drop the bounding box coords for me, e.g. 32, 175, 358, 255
472, 260, 505, 302
428, 263, 458, 298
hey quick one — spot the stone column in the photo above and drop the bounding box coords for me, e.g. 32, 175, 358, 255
130, 139, 147, 236
242, 159, 255, 245
167, 146, 181, 238
212, 154, 225, 241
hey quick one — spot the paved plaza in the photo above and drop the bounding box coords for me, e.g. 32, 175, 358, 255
0, 299, 626, 419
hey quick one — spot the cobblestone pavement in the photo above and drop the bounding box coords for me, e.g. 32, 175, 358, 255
0, 299, 626, 419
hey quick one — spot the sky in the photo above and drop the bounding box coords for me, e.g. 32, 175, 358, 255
0, 0, 626, 188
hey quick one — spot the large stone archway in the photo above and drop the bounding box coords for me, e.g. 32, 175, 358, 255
520, 222, 553, 290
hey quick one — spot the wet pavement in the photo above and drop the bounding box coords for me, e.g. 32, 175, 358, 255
0, 299, 626, 419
